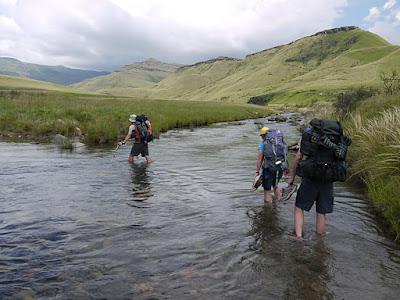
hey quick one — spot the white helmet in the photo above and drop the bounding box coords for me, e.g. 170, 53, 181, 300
129, 114, 136, 122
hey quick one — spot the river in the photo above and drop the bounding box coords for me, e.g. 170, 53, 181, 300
1, 117, 399, 299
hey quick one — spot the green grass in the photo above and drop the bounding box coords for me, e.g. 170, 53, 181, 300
0, 89, 271, 145
346, 46, 398, 65
340, 94, 400, 240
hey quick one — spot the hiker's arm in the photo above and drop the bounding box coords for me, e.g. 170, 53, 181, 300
122, 125, 134, 144
122, 132, 131, 144
256, 151, 263, 174
288, 150, 302, 185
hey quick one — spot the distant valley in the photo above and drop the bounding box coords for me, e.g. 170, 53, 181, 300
0, 57, 109, 85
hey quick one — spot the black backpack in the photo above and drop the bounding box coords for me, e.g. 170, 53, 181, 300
297, 119, 350, 182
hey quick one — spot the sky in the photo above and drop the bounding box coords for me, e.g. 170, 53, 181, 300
0, 0, 399, 71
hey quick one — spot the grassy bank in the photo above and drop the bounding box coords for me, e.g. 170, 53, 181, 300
341, 94, 400, 240
0, 90, 271, 145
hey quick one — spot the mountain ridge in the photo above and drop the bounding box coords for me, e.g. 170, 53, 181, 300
137, 26, 399, 104
0, 57, 109, 85
72, 58, 182, 95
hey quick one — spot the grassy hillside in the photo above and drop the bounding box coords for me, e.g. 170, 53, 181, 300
127, 27, 399, 104
0, 75, 83, 93
0, 57, 108, 85
73, 59, 181, 95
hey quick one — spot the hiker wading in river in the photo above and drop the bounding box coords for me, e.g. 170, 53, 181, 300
256, 127, 288, 205
119, 114, 153, 163
288, 119, 351, 240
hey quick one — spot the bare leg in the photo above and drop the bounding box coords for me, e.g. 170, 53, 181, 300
128, 154, 134, 163
316, 213, 326, 235
274, 186, 282, 201
294, 206, 304, 239
264, 190, 273, 205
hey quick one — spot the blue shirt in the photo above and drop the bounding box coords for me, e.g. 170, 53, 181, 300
258, 141, 264, 152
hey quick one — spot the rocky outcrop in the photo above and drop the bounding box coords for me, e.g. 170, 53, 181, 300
313, 26, 359, 37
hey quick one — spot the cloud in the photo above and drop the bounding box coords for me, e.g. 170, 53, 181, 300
365, 7, 380, 21
383, 0, 397, 11
369, 21, 400, 44
0, 0, 350, 71
0, 0, 16, 5
0, 15, 20, 35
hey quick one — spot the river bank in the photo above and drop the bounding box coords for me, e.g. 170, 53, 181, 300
342, 94, 400, 241
0, 90, 272, 147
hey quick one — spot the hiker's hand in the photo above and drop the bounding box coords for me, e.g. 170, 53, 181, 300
335, 143, 347, 159
343, 135, 352, 146
118, 141, 125, 146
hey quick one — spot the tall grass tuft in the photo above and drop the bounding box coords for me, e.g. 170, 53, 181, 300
345, 107, 400, 240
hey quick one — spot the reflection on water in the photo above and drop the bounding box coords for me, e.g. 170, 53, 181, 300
247, 206, 284, 249
247, 206, 333, 300
283, 239, 333, 300
130, 163, 153, 203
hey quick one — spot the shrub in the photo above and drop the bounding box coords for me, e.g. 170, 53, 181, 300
380, 70, 400, 95
333, 87, 378, 118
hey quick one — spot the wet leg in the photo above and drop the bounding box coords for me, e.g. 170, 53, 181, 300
264, 190, 273, 205
316, 213, 326, 235
274, 186, 282, 201
294, 207, 304, 239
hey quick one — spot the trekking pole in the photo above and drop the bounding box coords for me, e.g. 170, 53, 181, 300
112, 141, 123, 160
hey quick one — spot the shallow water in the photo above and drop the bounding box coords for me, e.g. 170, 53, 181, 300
1, 117, 399, 299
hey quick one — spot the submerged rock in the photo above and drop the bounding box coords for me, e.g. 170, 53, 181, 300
53, 134, 68, 145
75, 127, 82, 137
268, 115, 288, 122
135, 283, 153, 294
52, 134, 73, 149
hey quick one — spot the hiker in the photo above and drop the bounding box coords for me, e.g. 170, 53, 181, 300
288, 119, 351, 239
256, 127, 288, 205
119, 114, 153, 163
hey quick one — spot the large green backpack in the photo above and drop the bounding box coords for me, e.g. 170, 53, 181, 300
297, 119, 349, 182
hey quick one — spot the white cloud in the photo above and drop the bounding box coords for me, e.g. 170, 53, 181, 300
0, 0, 350, 70
383, 0, 397, 11
396, 11, 400, 21
369, 21, 400, 44
0, 0, 16, 5
0, 15, 20, 34
365, 6, 380, 21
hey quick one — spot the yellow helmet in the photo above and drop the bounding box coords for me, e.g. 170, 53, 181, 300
259, 127, 269, 135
